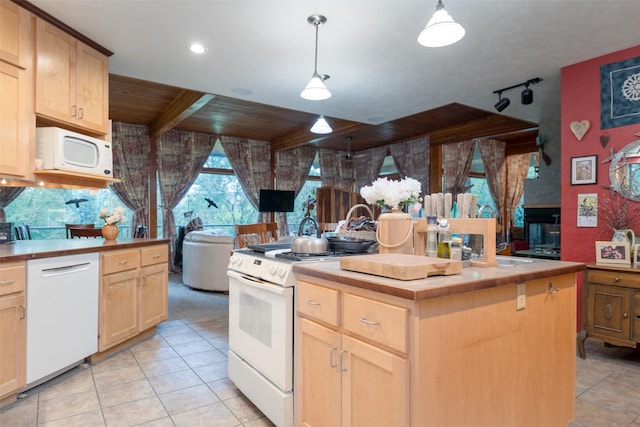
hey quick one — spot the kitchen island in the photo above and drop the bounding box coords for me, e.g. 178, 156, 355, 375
0, 238, 169, 408
293, 257, 585, 427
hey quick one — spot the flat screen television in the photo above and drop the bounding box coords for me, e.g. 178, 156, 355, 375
259, 189, 295, 212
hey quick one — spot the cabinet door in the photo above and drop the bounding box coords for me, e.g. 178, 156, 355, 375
0, 1, 30, 68
587, 283, 632, 341
139, 263, 168, 331
297, 318, 341, 427
341, 335, 409, 427
0, 293, 26, 398
35, 19, 75, 125
0, 54, 33, 179
99, 269, 139, 350
75, 41, 108, 133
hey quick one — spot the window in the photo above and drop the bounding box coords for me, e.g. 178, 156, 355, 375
5, 187, 131, 239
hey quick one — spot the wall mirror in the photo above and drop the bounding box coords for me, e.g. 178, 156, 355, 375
609, 138, 640, 202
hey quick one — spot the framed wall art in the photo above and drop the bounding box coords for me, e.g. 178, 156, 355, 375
571, 155, 597, 185
595, 241, 631, 265
601, 56, 640, 129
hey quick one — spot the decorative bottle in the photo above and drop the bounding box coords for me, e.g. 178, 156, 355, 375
426, 216, 438, 257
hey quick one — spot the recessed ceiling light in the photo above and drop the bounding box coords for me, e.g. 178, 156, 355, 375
231, 88, 252, 96
187, 43, 207, 54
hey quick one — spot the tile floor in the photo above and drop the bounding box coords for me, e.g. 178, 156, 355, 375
1, 275, 639, 426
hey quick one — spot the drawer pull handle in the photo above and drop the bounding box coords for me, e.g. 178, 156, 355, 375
360, 317, 381, 326
153, 254, 160, 258
118, 260, 129, 265
547, 283, 560, 294
0, 279, 16, 286
329, 347, 338, 368
71, 105, 77, 117
623, 313, 629, 318
78, 107, 84, 119
614, 277, 620, 282
339, 350, 348, 372
305, 300, 320, 306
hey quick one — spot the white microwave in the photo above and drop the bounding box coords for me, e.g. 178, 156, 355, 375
35, 127, 113, 178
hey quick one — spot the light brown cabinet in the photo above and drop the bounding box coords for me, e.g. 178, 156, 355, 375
99, 245, 168, 351
296, 280, 409, 427
35, 18, 108, 134
296, 270, 577, 427
0, 1, 34, 181
578, 265, 640, 358
0, 261, 26, 400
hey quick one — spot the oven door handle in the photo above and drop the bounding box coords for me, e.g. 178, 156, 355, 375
227, 269, 290, 296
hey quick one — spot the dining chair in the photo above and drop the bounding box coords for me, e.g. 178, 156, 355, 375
134, 225, 148, 238
69, 227, 103, 238
235, 223, 268, 248
65, 223, 94, 239
14, 225, 32, 240
265, 222, 279, 242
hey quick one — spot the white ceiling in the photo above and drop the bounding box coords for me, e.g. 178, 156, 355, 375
29, 0, 640, 126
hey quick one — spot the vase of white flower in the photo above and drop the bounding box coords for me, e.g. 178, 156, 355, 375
99, 207, 125, 240
360, 177, 422, 254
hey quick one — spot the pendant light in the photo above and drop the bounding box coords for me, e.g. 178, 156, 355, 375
310, 114, 332, 134
301, 15, 331, 101
417, 0, 465, 48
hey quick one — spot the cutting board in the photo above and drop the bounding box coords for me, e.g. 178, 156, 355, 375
340, 254, 462, 280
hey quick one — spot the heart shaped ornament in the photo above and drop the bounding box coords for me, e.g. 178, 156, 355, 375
570, 120, 590, 141
600, 133, 610, 148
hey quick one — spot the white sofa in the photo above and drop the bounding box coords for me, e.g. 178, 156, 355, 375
183, 230, 234, 292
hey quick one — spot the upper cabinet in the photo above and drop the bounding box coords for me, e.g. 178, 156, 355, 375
35, 18, 109, 135
0, 1, 34, 180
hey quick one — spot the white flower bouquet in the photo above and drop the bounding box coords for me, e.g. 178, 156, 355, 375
99, 206, 126, 225
360, 177, 422, 211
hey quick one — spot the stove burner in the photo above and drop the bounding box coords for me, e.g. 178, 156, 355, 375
275, 250, 362, 261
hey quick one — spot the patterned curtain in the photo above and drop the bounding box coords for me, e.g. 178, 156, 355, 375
318, 148, 354, 191
275, 146, 317, 236
442, 140, 475, 199
0, 187, 24, 222
506, 153, 531, 231
158, 130, 217, 271
219, 136, 271, 223
111, 122, 150, 236
353, 145, 388, 191
478, 139, 506, 239
389, 136, 431, 195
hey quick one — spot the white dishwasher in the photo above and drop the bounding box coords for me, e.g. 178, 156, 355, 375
26, 252, 99, 389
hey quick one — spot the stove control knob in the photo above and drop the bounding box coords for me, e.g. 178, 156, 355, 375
232, 257, 242, 267
268, 265, 278, 276
277, 266, 287, 277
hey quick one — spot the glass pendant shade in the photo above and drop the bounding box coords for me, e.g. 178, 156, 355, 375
417, 0, 465, 48
310, 115, 332, 134
301, 72, 331, 101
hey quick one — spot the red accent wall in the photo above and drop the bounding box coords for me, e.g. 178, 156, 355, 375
561, 45, 640, 328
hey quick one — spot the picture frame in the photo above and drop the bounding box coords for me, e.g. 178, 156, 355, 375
634, 244, 640, 267
595, 240, 630, 265
571, 155, 597, 185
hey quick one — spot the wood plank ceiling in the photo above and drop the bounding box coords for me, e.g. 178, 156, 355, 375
109, 74, 539, 156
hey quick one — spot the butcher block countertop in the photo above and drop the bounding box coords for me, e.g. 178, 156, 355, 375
0, 238, 170, 262
293, 256, 585, 301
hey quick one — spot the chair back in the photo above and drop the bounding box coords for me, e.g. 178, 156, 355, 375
65, 223, 94, 239
14, 225, 32, 240
235, 223, 268, 248
69, 227, 103, 238
134, 225, 148, 238
265, 222, 279, 242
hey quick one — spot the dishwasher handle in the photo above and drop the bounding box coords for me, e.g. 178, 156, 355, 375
40, 262, 92, 277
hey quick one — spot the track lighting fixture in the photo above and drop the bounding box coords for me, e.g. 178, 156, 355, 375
417, 0, 465, 47
494, 92, 510, 112
345, 136, 353, 160
301, 15, 331, 101
492, 77, 543, 112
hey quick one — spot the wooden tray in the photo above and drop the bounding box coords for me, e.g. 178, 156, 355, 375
340, 253, 462, 280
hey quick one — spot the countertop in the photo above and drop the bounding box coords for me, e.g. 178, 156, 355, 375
0, 238, 170, 262
293, 256, 585, 301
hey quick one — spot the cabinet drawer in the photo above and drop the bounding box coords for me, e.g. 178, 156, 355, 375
0, 262, 25, 296
141, 245, 168, 267
588, 270, 640, 288
297, 281, 340, 327
102, 250, 140, 274
343, 293, 408, 354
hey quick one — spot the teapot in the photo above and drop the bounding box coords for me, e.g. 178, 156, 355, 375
291, 217, 329, 254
